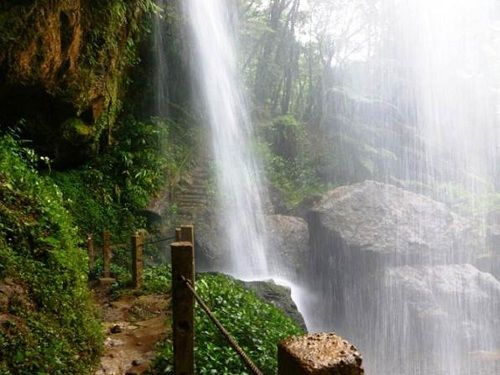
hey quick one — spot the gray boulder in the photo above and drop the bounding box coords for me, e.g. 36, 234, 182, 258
194, 211, 227, 271
266, 215, 309, 276
240, 279, 307, 331
307, 180, 480, 267
350, 264, 500, 375
194, 212, 310, 275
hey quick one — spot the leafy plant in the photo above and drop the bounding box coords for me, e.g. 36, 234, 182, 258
259, 115, 327, 210
0, 135, 102, 374
153, 273, 304, 375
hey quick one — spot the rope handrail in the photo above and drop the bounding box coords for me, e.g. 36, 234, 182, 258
142, 235, 176, 247
180, 275, 264, 375
93, 235, 176, 249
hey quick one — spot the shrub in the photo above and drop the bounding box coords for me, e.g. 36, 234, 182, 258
153, 273, 304, 375
0, 135, 102, 374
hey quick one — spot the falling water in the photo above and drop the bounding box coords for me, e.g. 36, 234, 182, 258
181, 0, 269, 279
161, 0, 500, 373
302, 0, 500, 374
152, 0, 169, 118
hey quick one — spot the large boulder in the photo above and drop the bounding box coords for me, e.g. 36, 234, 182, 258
351, 264, 500, 375
266, 215, 309, 276
194, 212, 310, 276
240, 279, 307, 330
302, 181, 498, 374
307, 180, 480, 267
194, 211, 227, 272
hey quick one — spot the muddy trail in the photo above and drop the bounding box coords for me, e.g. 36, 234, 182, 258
93, 284, 171, 375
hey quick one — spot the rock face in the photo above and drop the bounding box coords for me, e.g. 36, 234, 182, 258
307, 180, 480, 266
267, 215, 309, 275
303, 181, 499, 375
241, 279, 307, 330
195, 212, 310, 277
194, 211, 227, 271
351, 264, 500, 375
0, 1, 149, 165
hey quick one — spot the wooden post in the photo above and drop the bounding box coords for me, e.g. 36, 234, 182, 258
278, 333, 364, 375
171, 241, 195, 375
87, 234, 95, 269
175, 227, 181, 242
180, 224, 194, 245
131, 232, 144, 289
102, 230, 111, 278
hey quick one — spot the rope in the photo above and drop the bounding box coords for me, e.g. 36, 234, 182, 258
142, 235, 176, 247
180, 276, 264, 375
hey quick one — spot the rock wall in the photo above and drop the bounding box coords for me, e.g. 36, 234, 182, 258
303, 181, 500, 374
0, 0, 151, 166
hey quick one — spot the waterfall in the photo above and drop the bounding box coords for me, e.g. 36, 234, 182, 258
152, 0, 169, 118
181, 0, 269, 279
155, 0, 500, 373
301, 0, 500, 374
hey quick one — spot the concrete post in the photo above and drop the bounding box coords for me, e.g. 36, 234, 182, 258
278, 333, 364, 375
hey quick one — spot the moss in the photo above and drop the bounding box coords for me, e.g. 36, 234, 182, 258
0, 135, 102, 374
61, 117, 93, 145
0, 0, 158, 160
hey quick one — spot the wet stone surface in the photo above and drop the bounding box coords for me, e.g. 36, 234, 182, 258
278, 333, 364, 374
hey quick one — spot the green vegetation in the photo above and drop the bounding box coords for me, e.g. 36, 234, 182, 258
153, 272, 304, 375
0, 135, 102, 374
259, 115, 327, 210
52, 115, 194, 282
0, 0, 160, 166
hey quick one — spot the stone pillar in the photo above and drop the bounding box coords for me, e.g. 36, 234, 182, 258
278, 333, 364, 375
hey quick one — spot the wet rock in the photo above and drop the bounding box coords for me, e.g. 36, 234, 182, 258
195, 212, 310, 275
350, 264, 500, 374
240, 279, 307, 330
131, 359, 143, 366
278, 333, 364, 374
194, 211, 227, 271
307, 180, 480, 267
267, 214, 309, 275
110, 325, 122, 334
475, 254, 500, 281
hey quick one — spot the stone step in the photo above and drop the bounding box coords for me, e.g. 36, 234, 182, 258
177, 194, 207, 201
177, 186, 207, 193
177, 203, 207, 208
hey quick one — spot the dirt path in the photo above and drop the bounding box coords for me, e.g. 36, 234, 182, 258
94, 286, 171, 375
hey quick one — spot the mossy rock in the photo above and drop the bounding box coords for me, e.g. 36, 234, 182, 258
61, 117, 93, 144
0, 0, 157, 163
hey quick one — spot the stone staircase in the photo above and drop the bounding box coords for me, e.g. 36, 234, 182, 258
175, 161, 212, 220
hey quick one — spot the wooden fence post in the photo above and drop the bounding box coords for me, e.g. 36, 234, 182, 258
87, 234, 95, 269
171, 240, 195, 375
131, 232, 144, 289
180, 225, 194, 245
175, 227, 181, 242
278, 333, 364, 375
102, 230, 111, 278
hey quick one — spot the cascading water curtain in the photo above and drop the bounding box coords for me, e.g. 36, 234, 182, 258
181, 0, 270, 279
317, 0, 500, 374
